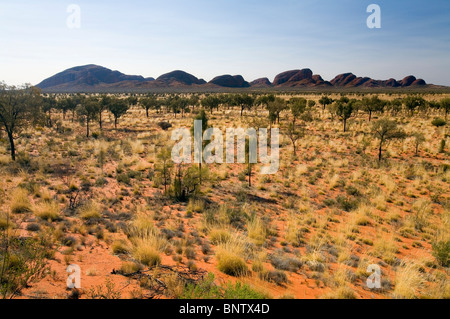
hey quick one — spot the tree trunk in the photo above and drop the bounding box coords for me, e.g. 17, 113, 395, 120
86, 120, 90, 138
369, 111, 372, 122
114, 117, 118, 129
99, 111, 103, 129
48, 110, 52, 127
378, 140, 383, 162
343, 119, 347, 132
248, 162, 252, 187
7, 131, 15, 161
146, 108, 149, 118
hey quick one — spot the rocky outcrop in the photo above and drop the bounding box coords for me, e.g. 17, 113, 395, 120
209, 75, 250, 88
250, 77, 272, 87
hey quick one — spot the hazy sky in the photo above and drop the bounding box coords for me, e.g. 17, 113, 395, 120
0, 0, 449, 86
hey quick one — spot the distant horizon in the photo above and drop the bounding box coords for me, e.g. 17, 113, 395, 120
1, 1, 449, 86
34, 63, 442, 87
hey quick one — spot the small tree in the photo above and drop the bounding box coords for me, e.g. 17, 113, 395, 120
335, 97, 355, 132
362, 96, 386, 121
308, 100, 316, 108
201, 95, 221, 114
233, 94, 255, 117
99, 95, 112, 129
0, 83, 43, 160
57, 97, 76, 121
42, 95, 57, 127
267, 97, 286, 124
141, 95, 159, 117
108, 98, 129, 129
244, 138, 254, 187
189, 95, 200, 111
372, 119, 406, 162
440, 98, 450, 120
191, 110, 209, 185
412, 132, 426, 156
404, 96, 426, 116
289, 98, 307, 127
173, 164, 200, 201
77, 97, 99, 137
388, 99, 403, 116
256, 94, 275, 109
319, 96, 333, 113
285, 122, 305, 157
178, 97, 190, 117
156, 147, 173, 193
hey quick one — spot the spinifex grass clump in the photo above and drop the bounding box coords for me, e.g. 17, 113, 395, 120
10, 188, 32, 214
216, 235, 249, 277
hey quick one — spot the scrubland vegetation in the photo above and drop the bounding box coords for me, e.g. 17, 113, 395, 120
0, 83, 449, 299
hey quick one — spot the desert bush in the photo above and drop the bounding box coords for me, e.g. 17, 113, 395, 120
269, 253, 303, 272
180, 273, 268, 299
261, 270, 288, 286
158, 122, 172, 130
431, 118, 446, 127
87, 278, 121, 299
432, 240, 449, 267
0, 236, 50, 298
26, 223, 40, 232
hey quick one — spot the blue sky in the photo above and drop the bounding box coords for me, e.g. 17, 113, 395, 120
0, 0, 449, 85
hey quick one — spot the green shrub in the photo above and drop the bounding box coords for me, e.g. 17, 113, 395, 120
180, 273, 268, 299
432, 118, 446, 127
432, 240, 449, 267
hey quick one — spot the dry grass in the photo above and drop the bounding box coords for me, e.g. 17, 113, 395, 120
216, 234, 249, 277
78, 201, 102, 220
247, 217, 267, 246
10, 188, 32, 214
393, 262, 424, 299
131, 228, 167, 267
33, 201, 60, 221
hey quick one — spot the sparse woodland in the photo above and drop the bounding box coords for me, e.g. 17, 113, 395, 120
0, 84, 449, 299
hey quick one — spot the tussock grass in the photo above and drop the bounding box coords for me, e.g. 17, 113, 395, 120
247, 217, 267, 246
216, 235, 249, 277
10, 188, 32, 214
34, 201, 60, 221
131, 228, 167, 267
320, 286, 357, 299
187, 198, 205, 214
79, 201, 102, 220
112, 239, 131, 255
209, 227, 232, 245
393, 262, 424, 299
371, 237, 399, 264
